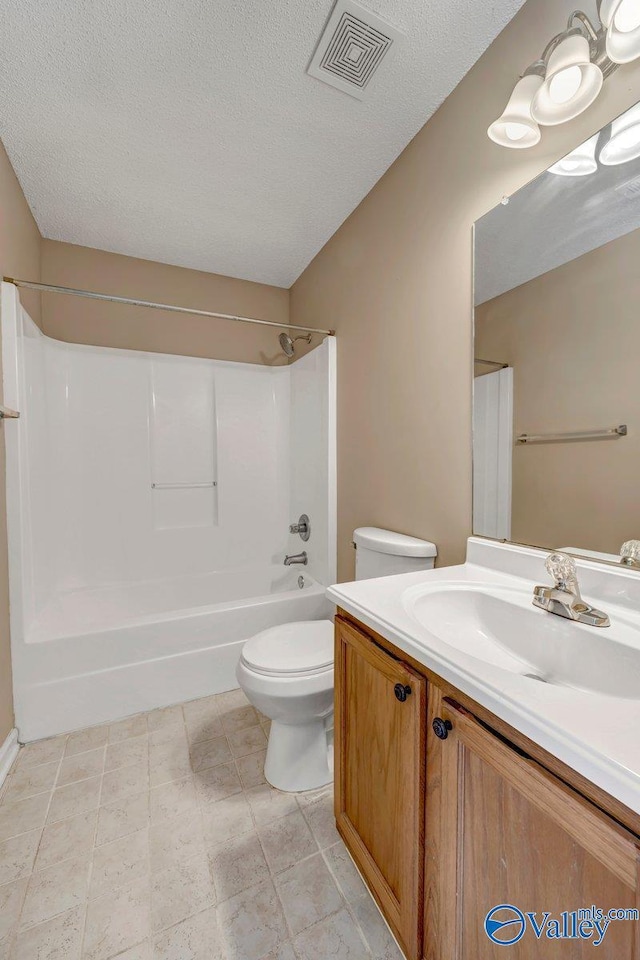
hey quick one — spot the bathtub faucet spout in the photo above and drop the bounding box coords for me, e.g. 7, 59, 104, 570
284, 551, 308, 566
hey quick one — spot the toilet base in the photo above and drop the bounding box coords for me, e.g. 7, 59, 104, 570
264, 717, 333, 793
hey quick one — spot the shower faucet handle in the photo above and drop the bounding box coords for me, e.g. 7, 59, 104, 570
289, 514, 310, 542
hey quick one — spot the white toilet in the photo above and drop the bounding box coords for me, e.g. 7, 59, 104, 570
236, 527, 437, 792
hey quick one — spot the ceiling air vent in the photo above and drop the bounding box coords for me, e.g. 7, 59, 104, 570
615, 175, 640, 201
307, 0, 402, 101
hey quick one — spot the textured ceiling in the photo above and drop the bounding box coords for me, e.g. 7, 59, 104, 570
475, 116, 640, 305
0, 0, 526, 287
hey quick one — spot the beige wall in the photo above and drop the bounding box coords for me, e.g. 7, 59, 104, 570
41, 241, 291, 365
476, 228, 640, 554
0, 141, 42, 742
290, 0, 640, 582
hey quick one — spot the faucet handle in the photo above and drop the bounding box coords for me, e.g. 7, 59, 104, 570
620, 540, 640, 567
545, 552, 577, 589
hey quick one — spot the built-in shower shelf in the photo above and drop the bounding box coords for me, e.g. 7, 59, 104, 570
0, 405, 20, 419
151, 481, 217, 489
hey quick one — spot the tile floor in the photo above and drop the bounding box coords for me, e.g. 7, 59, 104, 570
0, 688, 403, 960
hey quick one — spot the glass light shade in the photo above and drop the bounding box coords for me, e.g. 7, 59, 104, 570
532, 34, 603, 126
600, 102, 640, 164
600, 0, 640, 63
548, 133, 600, 176
487, 74, 543, 149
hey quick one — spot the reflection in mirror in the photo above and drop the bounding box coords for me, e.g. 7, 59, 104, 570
473, 100, 640, 564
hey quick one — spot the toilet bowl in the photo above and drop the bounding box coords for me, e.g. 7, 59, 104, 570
237, 528, 437, 793
236, 620, 335, 792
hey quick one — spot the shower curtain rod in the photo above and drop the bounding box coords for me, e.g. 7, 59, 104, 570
3, 277, 336, 337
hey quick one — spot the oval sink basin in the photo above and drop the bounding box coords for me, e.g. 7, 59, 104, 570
402, 582, 640, 700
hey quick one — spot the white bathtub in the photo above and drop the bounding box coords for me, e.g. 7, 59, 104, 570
16, 566, 333, 741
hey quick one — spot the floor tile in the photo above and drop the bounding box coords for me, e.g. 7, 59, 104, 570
35, 809, 97, 871
96, 791, 150, 846
258, 810, 318, 875
3, 762, 58, 804
275, 852, 344, 936
263, 946, 297, 960
90, 828, 149, 900
12, 903, 84, 960
20, 855, 90, 929
147, 706, 183, 733
109, 715, 148, 743
83, 876, 150, 960
218, 878, 288, 960
105, 735, 148, 772
220, 705, 260, 736
0, 692, 350, 960
57, 747, 105, 787
182, 695, 220, 721
208, 830, 270, 902
113, 942, 151, 960
189, 737, 231, 774
227, 725, 267, 759
324, 842, 368, 903
183, 702, 224, 746
235, 750, 267, 790
352, 895, 404, 960
150, 855, 215, 933
299, 793, 340, 850
148, 713, 189, 741
201, 794, 253, 846
214, 689, 250, 713
0, 831, 40, 885
0, 877, 28, 940
194, 761, 242, 806
149, 813, 204, 873
102, 764, 149, 805
16, 737, 66, 771
294, 907, 370, 960
148, 747, 191, 788
65, 726, 108, 757
244, 784, 298, 826
47, 776, 101, 823
0, 794, 49, 842
152, 905, 224, 960
149, 777, 197, 823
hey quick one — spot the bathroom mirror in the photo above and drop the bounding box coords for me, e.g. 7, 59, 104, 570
473, 99, 640, 565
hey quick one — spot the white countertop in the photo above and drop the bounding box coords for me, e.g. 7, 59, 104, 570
327, 537, 640, 817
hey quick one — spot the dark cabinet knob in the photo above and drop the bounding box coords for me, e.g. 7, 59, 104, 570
394, 683, 412, 702
432, 717, 453, 740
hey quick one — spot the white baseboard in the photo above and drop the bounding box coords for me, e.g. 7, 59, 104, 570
0, 729, 19, 788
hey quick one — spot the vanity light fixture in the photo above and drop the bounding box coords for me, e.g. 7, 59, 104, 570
488, 3, 640, 149
531, 25, 603, 127
599, 101, 640, 163
487, 69, 544, 148
548, 132, 600, 175
600, 0, 640, 62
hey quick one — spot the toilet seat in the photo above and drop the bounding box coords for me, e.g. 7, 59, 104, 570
240, 620, 334, 678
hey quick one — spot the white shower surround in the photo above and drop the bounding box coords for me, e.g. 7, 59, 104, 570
1, 283, 336, 741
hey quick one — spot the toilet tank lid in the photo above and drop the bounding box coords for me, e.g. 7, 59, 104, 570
353, 527, 437, 558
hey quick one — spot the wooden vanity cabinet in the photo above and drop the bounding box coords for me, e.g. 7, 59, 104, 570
335, 612, 640, 960
425, 686, 640, 960
334, 615, 426, 960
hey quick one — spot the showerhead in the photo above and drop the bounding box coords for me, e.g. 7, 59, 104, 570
278, 332, 312, 357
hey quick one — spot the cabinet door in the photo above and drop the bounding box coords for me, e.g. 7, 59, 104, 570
335, 616, 427, 960
425, 685, 640, 960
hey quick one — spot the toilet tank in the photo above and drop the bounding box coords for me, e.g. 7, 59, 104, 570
353, 527, 437, 580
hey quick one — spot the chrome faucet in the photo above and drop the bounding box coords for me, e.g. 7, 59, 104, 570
532, 553, 610, 627
620, 540, 640, 568
284, 551, 308, 566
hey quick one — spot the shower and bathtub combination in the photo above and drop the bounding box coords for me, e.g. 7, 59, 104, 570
0, 281, 336, 741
